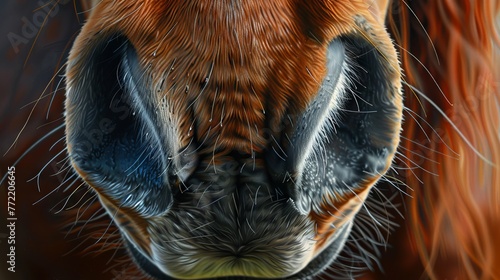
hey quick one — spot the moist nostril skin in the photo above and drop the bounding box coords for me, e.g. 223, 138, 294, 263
66, 34, 172, 216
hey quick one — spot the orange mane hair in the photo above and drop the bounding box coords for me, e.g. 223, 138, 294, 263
387, 0, 500, 278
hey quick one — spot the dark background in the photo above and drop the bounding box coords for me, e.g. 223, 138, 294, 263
0, 1, 124, 279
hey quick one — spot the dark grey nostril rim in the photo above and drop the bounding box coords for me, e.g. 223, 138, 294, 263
66, 34, 173, 216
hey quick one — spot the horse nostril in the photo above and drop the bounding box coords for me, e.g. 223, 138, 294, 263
266, 36, 402, 214
65, 34, 172, 217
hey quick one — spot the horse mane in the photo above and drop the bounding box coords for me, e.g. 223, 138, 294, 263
387, 0, 500, 278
